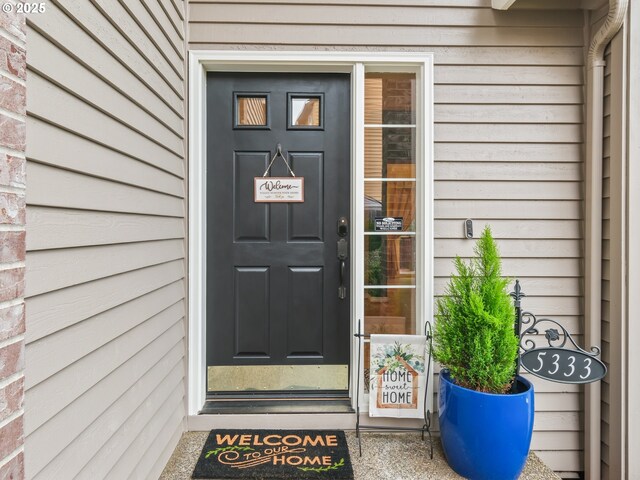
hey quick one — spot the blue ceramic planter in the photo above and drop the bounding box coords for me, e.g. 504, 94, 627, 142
438, 370, 534, 480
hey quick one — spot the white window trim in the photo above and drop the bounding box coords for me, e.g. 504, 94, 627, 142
188, 51, 434, 418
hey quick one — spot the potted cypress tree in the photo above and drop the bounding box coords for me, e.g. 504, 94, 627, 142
433, 226, 534, 480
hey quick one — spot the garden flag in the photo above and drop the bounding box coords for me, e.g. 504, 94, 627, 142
369, 334, 427, 418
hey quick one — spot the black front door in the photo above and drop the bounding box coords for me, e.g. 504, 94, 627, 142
206, 72, 351, 394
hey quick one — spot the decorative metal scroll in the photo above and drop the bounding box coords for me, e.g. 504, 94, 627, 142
513, 280, 607, 384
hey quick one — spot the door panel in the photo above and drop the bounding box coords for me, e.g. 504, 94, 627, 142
206, 72, 350, 393
233, 152, 270, 242
234, 267, 270, 358
287, 266, 324, 357
288, 153, 324, 242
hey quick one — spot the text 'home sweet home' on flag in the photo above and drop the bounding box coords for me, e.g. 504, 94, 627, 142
369, 335, 427, 419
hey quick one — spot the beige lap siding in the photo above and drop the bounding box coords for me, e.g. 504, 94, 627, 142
24, 0, 187, 478
188, 0, 585, 475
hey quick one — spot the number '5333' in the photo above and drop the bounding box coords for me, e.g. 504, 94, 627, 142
520, 347, 607, 384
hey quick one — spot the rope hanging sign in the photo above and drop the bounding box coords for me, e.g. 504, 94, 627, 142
254, 144, 305, 203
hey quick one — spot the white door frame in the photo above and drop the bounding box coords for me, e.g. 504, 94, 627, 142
188, 51, 434, 425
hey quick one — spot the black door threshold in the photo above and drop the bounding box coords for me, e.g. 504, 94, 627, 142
200, 398, 355, 415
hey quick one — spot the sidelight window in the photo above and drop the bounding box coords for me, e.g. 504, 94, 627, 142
362, 72, 419, 390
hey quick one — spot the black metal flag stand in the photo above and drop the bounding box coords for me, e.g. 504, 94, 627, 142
353, 319, 434, 459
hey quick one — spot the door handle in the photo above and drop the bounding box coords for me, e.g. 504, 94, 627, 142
337, 238, 348, 299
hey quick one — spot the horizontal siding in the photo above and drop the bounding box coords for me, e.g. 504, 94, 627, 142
435, 219, 582, 239
24, 311, 184, 441
25, 260, 185, 343
190, 3, 584, 27
58, 1, 183, 98
190, 24, 583, 47
187, 2, 586, 475
26, 240, 184, 297
26, 323, 184, 476
435, 143, 582, 162
30, 2, 182, 120
27, 163, 184, 217
435, 105, 582, 124
28, 29, 182, 141
26, 209, 185, 250
27, 118, 184, 196
25, 1, 186, 479
25, 283, 185, 389
435, 200, 582, 220
437, 84, 582, 103
28, 72, 183, 174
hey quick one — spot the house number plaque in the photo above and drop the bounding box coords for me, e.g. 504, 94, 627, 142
514, 280, 607, 385
520, 347, 606, 384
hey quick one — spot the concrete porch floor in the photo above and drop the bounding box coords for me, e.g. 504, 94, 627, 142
160, 431, 561, 479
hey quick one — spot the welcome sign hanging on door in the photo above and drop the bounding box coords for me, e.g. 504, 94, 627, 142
254, 144, 304, 203
369, 335, 427, 418
254, 177, 304, 203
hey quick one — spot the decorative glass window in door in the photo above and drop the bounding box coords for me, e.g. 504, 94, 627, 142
363, 72, 417, 390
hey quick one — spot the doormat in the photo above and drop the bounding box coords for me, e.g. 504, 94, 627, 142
192, 429, 354, 479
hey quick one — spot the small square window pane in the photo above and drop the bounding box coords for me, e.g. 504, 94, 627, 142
363, 288, 416, 392
364, 288, 416, 335
237, 96, 267, 126
365, 73, 416, 125
363, 287, 416, 392
364, 181, 416, 232
291, 97, 321, 126
365, 236, 416, 286
365, 127, 416, 178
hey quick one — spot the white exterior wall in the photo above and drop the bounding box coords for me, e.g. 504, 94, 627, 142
24, 1, 187, 478
187, 0, 586, 475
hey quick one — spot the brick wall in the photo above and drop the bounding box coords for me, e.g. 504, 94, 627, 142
0, 2, 25, 479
